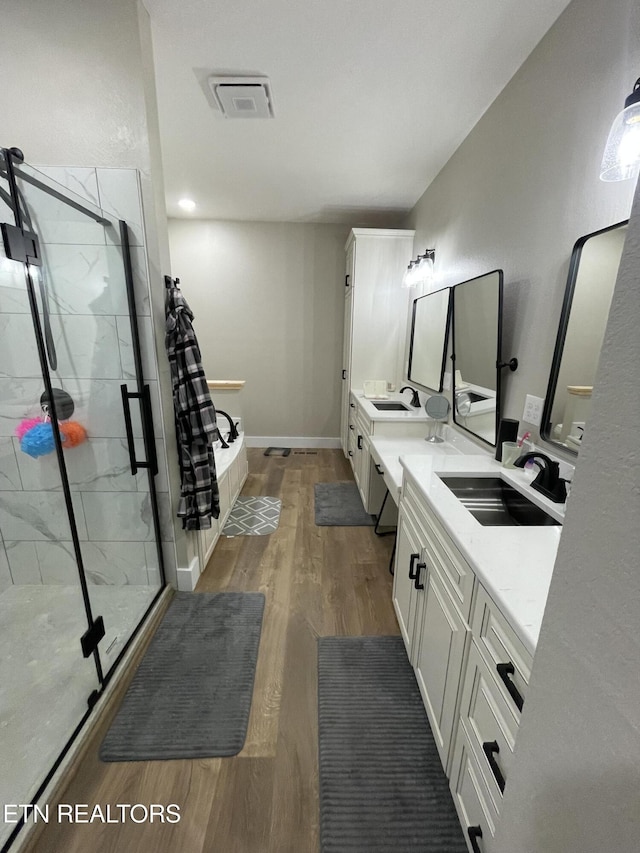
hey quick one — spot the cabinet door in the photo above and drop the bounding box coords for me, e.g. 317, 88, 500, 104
352, 416, 365, 489
340, 287, 354, 455
392, 508, 422, 656
347, 419, 356, 471
414, 564, 470, 772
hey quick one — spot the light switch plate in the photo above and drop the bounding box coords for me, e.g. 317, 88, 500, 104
522, 394, 544, 426
443, 372, 452, 391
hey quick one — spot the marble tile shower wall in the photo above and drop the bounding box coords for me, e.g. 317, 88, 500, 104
0, 167, 174, 593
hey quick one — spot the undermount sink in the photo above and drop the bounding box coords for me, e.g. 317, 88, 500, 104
440, 476, 560, 527
372, 401, 410, 411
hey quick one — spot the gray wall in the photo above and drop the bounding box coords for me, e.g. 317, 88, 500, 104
493, 175, 640, 853
405, 0, 639, 448
168, 219, 348, 440
0, 0, 150, 170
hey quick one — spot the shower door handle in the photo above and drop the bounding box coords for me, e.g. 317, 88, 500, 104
121, 384, 158, 476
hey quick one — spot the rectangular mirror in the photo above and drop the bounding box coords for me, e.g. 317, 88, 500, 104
407, 287, 451, 392
542, 220, 627, 454
451, 270, 504, 447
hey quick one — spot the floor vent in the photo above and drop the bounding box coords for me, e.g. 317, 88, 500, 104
264, 447, 291, 457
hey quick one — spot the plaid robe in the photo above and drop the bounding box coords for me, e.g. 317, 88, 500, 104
165, 286, 220, 529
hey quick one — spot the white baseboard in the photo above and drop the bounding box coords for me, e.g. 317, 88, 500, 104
176, 556, 200, 591
245, 436, 341, 449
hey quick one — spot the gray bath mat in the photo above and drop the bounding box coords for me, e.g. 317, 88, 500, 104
222, 496, 282, 536
318, 636, 467, 853
314, 482, 376, 526
100, 592, 265, 761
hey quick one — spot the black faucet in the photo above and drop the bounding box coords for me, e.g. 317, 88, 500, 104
400, 385, 421, 407
513, 452, 568, 503
215, 409, 239, 448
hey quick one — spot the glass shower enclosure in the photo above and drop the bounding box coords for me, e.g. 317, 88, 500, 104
0, 146, 166, 851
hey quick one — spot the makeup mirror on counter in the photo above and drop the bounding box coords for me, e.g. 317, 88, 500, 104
407, 287, 451, 392
424, 394, 450, 443
451, 270, 507, 447
542, 220, 628, 455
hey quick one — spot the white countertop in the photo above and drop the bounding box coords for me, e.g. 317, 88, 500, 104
369, 430, 564, 655
369, 426, 482, 500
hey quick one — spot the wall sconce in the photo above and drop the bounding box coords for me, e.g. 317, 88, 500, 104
401, 249, 436, 287
600, 77, 640, 182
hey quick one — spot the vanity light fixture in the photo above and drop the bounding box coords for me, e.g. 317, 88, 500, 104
178, 197, 197, 212
402, 260, 417, 288
401, 249, 436, 288
600, 77, 640, 182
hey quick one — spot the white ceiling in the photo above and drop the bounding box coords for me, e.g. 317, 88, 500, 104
145, 0, 571, 224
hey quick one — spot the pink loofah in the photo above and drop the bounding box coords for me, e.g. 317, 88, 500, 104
15, 417, 42, 440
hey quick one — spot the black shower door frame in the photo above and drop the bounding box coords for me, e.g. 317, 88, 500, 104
0, 146, 166, 852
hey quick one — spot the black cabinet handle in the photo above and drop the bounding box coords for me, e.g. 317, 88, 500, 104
349, 425, 354, 431
468, 825, 483, 853
350, 402, 355, 408
414, 561, 426, 590
375, 463, 383, 475
408, 552, 419, 579
345, 274, 350, 288
342, 369, 347, 380
496, 662, 524, 711
348, 450, 353, 457
357, 435, 363, 450
482, 740, 505, 793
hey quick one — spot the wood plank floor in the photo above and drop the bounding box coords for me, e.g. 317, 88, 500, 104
28, 449, 398, 853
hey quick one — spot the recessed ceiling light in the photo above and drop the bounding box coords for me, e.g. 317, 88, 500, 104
178, 198, 196, 212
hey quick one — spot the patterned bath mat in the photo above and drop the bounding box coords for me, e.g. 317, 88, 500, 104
222, 496, 282, 536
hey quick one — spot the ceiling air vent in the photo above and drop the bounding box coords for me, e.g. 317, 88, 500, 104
207, 76, 274, 119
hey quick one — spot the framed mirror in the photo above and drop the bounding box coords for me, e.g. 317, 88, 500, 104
451, 270, 504, 447
407, 287, 451, 392
542, 220, 628, 454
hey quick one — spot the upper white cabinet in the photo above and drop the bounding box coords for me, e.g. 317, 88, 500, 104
340, 228, 415, 455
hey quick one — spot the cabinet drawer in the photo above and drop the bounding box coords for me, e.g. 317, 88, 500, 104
355, 411, 372, 437
459, 642, 518, 810
404, 476, 475, 620
371, 420, 429, 439
450, 723, 498, 853
471, 585, 532, 718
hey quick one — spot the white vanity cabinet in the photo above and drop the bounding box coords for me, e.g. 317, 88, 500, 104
340, 228, 415, 456
394, 475, 472, 772
394, 465, 536, 851
348, 394, 430, 517
451, 602, 531, 850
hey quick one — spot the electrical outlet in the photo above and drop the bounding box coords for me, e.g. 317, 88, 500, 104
522, 394, 544, 426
